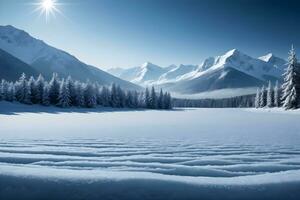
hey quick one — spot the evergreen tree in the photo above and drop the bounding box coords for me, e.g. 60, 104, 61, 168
266, 81, 274, 107
84, 81, 97, 108
157, 89, 164, 109
0, 79, 8, 101
125, 91, 134, 108
66, 76, 76, 106
100, 86, 110, 107
7, 82, 15, 102
116, 85, 125, 107
110, 83, 118, 107
133, 91, 139, 108
150, 86, 157, 109
259, 85, 266, 107
145, 87, 150, 108
281, 46, 300, 109
35, 74, 45, 104
15, 73, 31, 104
274, 81, 280, 107
254, 88, 260, 108
163, 92, 172, 109
42, 83, 50, 106
57, 79, 71, 108
48, 73, 60, 105
74, 81, 85, 107
95, 83, 102, 105
28, 76, 38, 104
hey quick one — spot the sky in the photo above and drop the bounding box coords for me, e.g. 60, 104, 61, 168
0, 0, 299, 69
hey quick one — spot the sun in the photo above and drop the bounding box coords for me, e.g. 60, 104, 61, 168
31, 0, 61, 22
42, 0, 54, 10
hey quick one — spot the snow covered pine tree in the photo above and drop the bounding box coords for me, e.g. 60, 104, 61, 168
281, 45, 300, 109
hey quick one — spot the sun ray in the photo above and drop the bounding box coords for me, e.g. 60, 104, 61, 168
30, 0, 62, 22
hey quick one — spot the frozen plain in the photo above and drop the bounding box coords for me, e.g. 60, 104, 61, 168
0, 102, 300, 200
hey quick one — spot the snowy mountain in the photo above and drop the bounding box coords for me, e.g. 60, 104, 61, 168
258, 53, 286, 69
109, 49, 287, 94
161, 49, 286, 93
0, 25, 141, 90
108, 62, 167, 86
0, 48, 39, 81
157, 64, 198, 84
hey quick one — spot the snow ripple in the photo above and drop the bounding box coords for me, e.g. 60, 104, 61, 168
0, 139, 300, 177
0, 139, 300, 199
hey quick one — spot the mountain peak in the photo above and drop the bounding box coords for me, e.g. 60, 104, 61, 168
141, 62, 163, 70
142, 62, 154, 68
224, 49, 244, 57
258, 53, 275, 62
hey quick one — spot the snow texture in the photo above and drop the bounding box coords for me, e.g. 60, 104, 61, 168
0, 102, 300, 199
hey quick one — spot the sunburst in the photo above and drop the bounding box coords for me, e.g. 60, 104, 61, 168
31, 0, 62, 22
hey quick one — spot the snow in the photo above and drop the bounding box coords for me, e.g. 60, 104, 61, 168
0, 102, 300, 199
108, 49, 287, 95
259, 53, 274, 62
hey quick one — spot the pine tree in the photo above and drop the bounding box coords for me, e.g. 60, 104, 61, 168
66, 76, 76, 106
48, 73, 60, 105
15, 73, 31, 104
157, 89, 164, 109
28, 76, 37, 104
125, 91, 134, 108
133, 91, 139, 108
7, 82, 15, 102
74, 81, 85, 107
35, 74, 45, 104
281, 45, 300, 109
0, 79, 8, 101
84, 81, 97, 108
254, 88, 260, 108
116, 85, 125, 108
274, 81, 280, 107
110, 83, 118, 107
149, 86, 157, 109
163, 92, 172, 109
145, 87, 150, 108
57, 79, 71, 108
42, 83, 50, 106
259, 85, 266, 107
266, 81, 274, 107
100, 86, 110, 107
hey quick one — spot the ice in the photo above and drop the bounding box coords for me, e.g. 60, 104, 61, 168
0, 102, 300, 199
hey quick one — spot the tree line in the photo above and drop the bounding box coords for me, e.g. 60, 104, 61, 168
173, 94, 255, 108
0, 73, 172, 110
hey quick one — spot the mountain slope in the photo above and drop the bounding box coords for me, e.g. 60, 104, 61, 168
157, 64, 198, 84
0, 48, 39, 81
258, 53, 286, 69
163, 67, 265, 93
158, 49, 285, 93
0, 25, 141, 90
108, 62, 167, 86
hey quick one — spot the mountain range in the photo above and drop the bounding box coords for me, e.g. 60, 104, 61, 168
0, 25, 141, 90
0, 25, 288, 97
108, 49, 287, 94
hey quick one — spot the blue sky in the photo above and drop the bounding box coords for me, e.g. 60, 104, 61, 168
0, 0, 299, 69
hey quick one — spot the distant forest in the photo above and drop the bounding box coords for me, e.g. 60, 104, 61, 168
173, 94, 255, 108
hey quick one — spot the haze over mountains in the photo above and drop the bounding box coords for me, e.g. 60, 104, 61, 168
0, 25, 141, 90
108, 49, 287, 94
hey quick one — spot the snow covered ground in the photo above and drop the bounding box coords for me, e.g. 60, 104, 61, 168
0, 102, 300, 200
